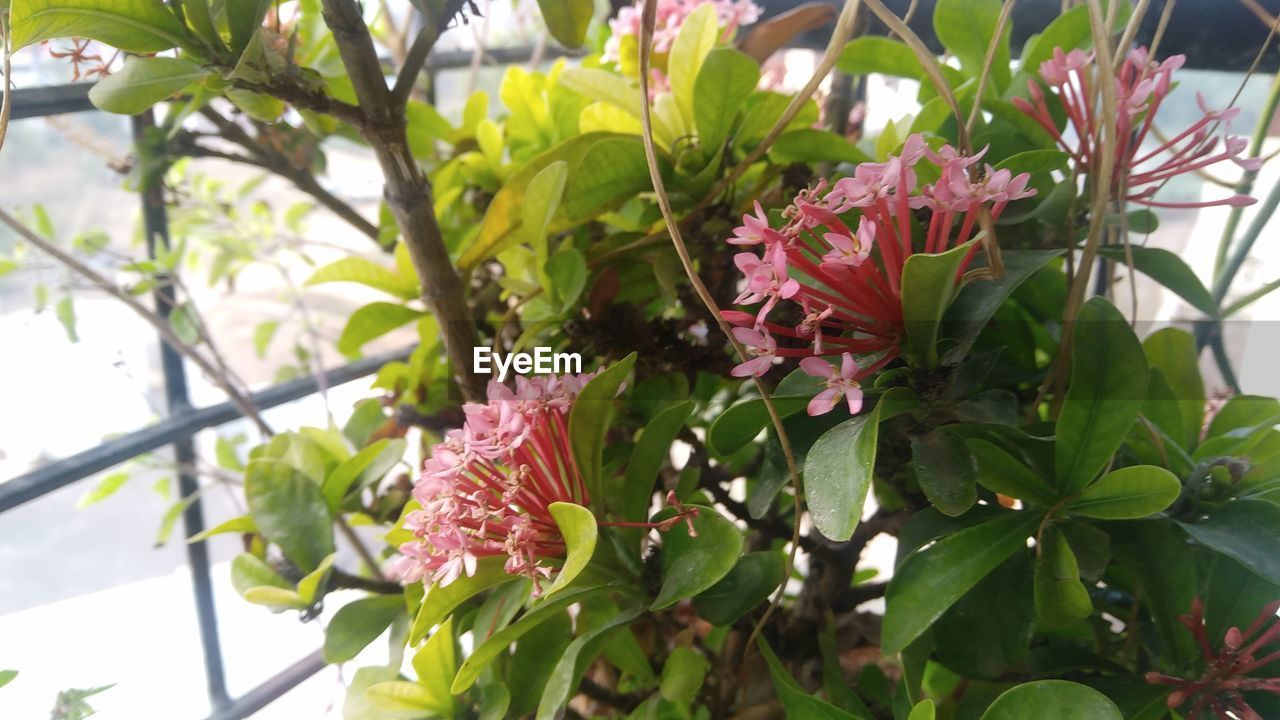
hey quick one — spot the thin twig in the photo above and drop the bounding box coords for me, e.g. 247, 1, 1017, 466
965, 0, 1018, 139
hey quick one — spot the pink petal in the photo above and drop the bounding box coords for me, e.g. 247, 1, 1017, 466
807, 387, 841, 416
800, 356, 835, 379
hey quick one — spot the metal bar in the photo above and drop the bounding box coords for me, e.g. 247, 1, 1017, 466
0, 347, 411, 513
204, 650, 328, 720
134, 110, 231, 710
2, 83, 93, 119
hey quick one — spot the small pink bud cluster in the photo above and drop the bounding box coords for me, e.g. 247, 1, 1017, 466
723, 134, 1034, 416
1013, 47, 1260, 209
391, 373, 598, 596
604, 0, 762, 64
1146, 597, 1280, 719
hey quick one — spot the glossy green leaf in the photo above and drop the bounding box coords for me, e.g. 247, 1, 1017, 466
545, 248, 588, 311
966, 439, 1056, 506
979, 680, 1123, 720
1181, 499, 1280, 585
694, 47, 760, 150
934, 553, 1034, 680
1203, 555, 1280, 643
692, 550, 786, 625
1069, 465, 1181, 519
410, 556, 513, 644
902, 241, 975, 367
1018, 3, 1131, 86
10, 0, 190, 52
882, 512, 1039, 654
324, 595, 404, 663
993, 150, 1069, 175
323, 438, 405, 511
837, 36, 925, 79
507, 611, 573, 717
804, 409, 880, 542
707, 369, 821, 456
653, 506, 744, 609
227, 0, 270, 52
244, 459, 334, 572
659, 646, 709, 707
1143, 328, 1205, 449
535, 606, 645, 720
411, 618, 457, 716
562, 135, 651, 219
569, 352, 635, 505
544, 502, 597, 597
451, 582, 618, 693
337, 303, 424, 356
622, 401, 694, 521
1099, 246, 1217, 317
1205, 394, 1280, 439
88, 57, 207, 114
758, 638, 862, 719
1056, 297, 1149, 494
769, 129, 873, 165
296, 553, 335, 605
230, 552, 292, 596
306, 257, 418, 300
912, 429, 978, 517
1034, 524, 1092, 627
668, 3, 718, 125
535, 0, 593, 48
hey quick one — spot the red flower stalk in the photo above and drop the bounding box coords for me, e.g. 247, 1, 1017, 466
1013, 47, 1260, 209
722, 134, 1034, 415
46, 38, 114, 81
1146, 597, 1280, 719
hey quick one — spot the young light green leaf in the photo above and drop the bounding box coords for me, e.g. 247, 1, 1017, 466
77, 471, 129, 509
901, 241, 975, 367
305, 257, 419, 300
252, 320, 279, 359
908, 700, 936, 720
545, 248, 588, 311
324, 595, 405, 664
659, 646, 710, 708
410, 556, 514, 644
934, 0, 1010, 90
337, 303, 424, 356
535, 0, 593, 48
364, 681, 440, 713
411, 618, 457, 716
0, 670, 16, 690
244, 459, 334, 572
241, 586, 307, 610
1056, 297, 1149, 494
1069, 465, 1181, 519
230, 553, 292, 596
544, 502, 597, 597
296, 553, 336, 605
187, 515, 256, 543
694, 48, 760, 151
804, 409, 880, 542
10, 0, 191, 52
88, 57, 207, 114
882, 512, 1039, 654
837, 36, 925, 79
323, 438, 405, 511
668, 3, 719, 125
979, 680, 1123, 720
569, 352, 636, 505
653, 506, 744, 609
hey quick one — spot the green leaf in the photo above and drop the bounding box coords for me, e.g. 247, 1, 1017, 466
1018, 3, 1129, 81
411, 618, 458, 716
544, 502, 597, 597
1203, 556, 1280, 644
993, 149, 1069, 175
77, 471, 129, 509
653, 505, 745, 609
668, 3, 718, 125
451, 582, 618, 693
252, 320, 278, 358
1068, 465, 1181, 519
337, 303, 424, 356
569, 352, 636, 506
364, 681, 440, 713
622, 401, 694, 521
934, 553, 1035, 680
758, 638, 862, 719
966, 438, 1056, 506
769, 129, 873, 165
1143, 328, 1205, 449
54, 295, 78, 342
1205, 394, 1280, 439
296, 553, 335, 605
707, 369, 822, 456
508, 611, 573, 717
244, 459, 334, 572
908, 700, 936, 720
241, 586, 306, 610
535, 0, 593, 48
804, 409, 880, 542
557, 68, 641, 117
912, 429, 978, 517
1056, 297, 1149, 494
691, 550, 785, 626
838, 36, 925, 79
562, 136, 652, 219
87, 56, 207, 114
934, 0, 1010, 90
230, 553, 292, 596
545, 248, 588, 311
660, 646, 709, 707
535, 606, 646, 720
1181, 499, 1280, 585
155, 493, 196, 546
410, 556, 514, 644
306, 257, 418, 300
227, 0, 271, 52
1111, 521, 1199, 673
901, 241, 975, 367
1034, 524, 1092, 627
979, 680, 1123, 720
169, 302, 199, 345
694, 47, 760, 150
10, 0, 191, 52
1098, 246, 1218, 317
324, 595, 404, 663
882, 512, 1039, 654
323, 438, 405, 510
0, 670, 16, 690
187, 514, 255, 542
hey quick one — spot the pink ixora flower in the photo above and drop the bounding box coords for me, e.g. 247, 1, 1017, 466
1013, 46, 1260, 209
603, 0, 762, 65
722, 134, 1034, 415
390, 374, 598, 596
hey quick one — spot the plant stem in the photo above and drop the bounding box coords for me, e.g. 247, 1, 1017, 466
1214, 71, 1280, 278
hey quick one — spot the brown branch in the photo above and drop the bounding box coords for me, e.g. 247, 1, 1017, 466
319, 0, 485, 400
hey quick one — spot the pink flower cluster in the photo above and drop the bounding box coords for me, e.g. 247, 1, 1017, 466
1014, 47, 1260, 209
603, 0, 762, 65
391, 373, 597, 596
724, 135, 1034, 415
